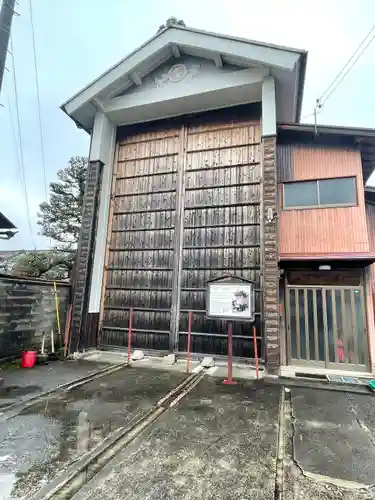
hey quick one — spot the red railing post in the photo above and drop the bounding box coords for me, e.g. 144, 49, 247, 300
186, 310, 192, 373
224, 321, 237, 385
127, 307, 133, 364
253, 325, 259, 379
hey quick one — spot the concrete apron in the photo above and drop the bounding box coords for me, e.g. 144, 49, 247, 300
0, 366, 188, 500
72, 378, 281, 500
287, 387, 375, 497
82, 350, 264, 381
2, 352, 375, 500
0, 360, 110, 409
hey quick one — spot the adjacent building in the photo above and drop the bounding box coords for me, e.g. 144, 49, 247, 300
0, 212, 17, 240
62, 21, 375, 375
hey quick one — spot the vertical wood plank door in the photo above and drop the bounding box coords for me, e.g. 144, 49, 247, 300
286, 285, 369, 371
100, 128, 181, 351
179, 121, 262, 357
100, 119, 262, 357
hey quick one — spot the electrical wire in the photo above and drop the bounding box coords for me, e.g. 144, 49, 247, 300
319, 31, 375, 107
28, 0, 48, 202
303, 23, 375, 122
303, 108, 323, 121
317, 24, 375, 106
9, 36, 36, 248
6, 91, 21, 171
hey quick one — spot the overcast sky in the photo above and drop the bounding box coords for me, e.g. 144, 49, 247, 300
1, 0, 375, 250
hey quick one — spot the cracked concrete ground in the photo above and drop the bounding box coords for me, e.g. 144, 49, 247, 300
0, 360, 108, 408
72, 378, 280, 500
2, 358, 375, 500
70, 378, 375, 500
0, 366, 187, 500
283, 387, 375, 500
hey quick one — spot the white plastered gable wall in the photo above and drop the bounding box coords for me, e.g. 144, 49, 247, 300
60, 24, 307, 316
97, 55, 269, 126
62, 25, 306, 130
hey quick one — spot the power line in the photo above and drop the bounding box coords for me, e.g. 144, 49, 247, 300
319, 31, 375, 107
303, 108, 323, 121
28, 0, 48, 202
303, 23, 375, 123
318, 24, 375, 106
6, 91, 20, 168
9, 36, 36, 248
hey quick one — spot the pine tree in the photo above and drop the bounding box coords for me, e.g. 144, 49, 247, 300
38, 156, 87, 248
7, 156, 88, 280
11, 250, 74, 280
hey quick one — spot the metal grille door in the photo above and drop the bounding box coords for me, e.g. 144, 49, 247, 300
286, 286, 369, 370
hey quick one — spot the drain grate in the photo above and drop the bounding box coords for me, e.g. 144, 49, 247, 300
295, 372, 327, 380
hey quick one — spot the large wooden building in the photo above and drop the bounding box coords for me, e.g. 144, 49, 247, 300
62, 22, 375, 375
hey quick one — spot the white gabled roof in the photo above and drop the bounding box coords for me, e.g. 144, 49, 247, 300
61, 23, 307, 131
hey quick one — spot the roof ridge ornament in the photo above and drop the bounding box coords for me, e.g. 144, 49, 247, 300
157, 17, 186, 33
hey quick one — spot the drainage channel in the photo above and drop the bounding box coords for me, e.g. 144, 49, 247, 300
274, 387, 287, 500
0, 362, 128, 422
29, 369, 206, 500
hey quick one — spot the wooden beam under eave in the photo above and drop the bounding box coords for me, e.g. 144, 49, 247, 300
213, 54, 223, 68
92, 96, 106, 110
171, 44, 180, 58
130, 72, 142, 86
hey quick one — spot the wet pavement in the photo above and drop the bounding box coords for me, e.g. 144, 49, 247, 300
291, 388, 375, 487
72, 378, 281, 500
282, 387, 375, 500
0, 360, 108, 408
0, 366, 187, 500
2, 358, 375, 500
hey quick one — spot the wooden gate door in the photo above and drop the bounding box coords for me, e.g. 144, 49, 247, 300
100, 127, 181, 351
100, 119, 262, 357
286, 285, 369, 371
177, 121, 262, 357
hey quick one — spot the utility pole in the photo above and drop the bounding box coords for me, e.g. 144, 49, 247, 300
0, 0, 16, 95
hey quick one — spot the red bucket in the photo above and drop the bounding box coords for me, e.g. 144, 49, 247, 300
21, 350, 37, 368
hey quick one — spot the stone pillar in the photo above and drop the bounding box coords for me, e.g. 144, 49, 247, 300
262, 136, 280, 374
69, 160, 103, 353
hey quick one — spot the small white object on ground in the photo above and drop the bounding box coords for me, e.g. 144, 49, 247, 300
206, 366, 218, 375
51, 330, 55, 353
201, 356, 215, 368
285, 387, 291, 393
164, 353, 176, 365
131, 350, 144, 361
72, 352, 85, 360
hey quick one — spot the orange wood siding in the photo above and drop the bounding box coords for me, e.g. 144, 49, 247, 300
279, 147, 370, 257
